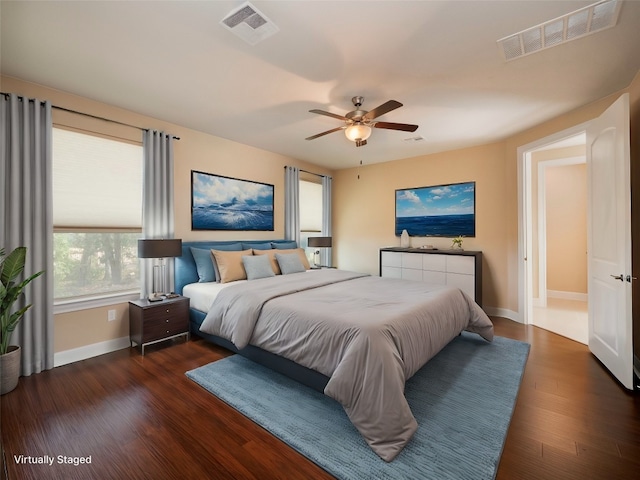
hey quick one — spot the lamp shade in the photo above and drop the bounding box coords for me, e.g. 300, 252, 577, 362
307, 236, 332, 248
344, 124, 372, 142
138, 239, 183, 258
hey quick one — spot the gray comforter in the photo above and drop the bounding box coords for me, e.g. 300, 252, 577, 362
199, 269, 494, 462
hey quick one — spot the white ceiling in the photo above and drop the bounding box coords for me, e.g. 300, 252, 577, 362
2, 1, 639, 170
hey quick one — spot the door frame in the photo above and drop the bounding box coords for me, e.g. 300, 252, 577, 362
517, 122, 590, 324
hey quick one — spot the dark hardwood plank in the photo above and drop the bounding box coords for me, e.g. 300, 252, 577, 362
1, 317, 639, 480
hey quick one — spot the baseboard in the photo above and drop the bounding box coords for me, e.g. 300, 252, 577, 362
547, 290, 588, 302
483, 306, 521, 323
54, 336, 131, 367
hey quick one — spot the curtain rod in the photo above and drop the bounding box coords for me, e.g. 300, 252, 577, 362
285, 166, 330, 179
1, 92, 180, 140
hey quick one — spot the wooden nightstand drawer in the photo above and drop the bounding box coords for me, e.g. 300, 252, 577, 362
143, 317, 189, 343
129, 296, 190, 355
142, 302, 189, 326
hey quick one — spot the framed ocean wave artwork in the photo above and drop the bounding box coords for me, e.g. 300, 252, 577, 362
395, 181, 475, 237
191, 170, 274, 231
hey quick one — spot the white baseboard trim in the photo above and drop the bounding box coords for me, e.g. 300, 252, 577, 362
54, 336, 131, 368
547, 290, 588, 302
483, 306, 521, 323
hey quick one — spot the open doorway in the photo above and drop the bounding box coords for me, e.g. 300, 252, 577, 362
517, 125, 589, 344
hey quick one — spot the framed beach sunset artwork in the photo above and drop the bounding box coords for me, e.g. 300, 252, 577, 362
395, 181, 475, 237
191, 170, 274, 231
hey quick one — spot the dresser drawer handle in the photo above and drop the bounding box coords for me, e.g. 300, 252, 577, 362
166, 309, 170, 313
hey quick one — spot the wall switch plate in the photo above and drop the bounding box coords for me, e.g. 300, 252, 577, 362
108, 309, 116, 321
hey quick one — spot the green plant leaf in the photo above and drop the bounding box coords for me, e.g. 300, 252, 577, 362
0, 246, 44, 355
0, 247, 26, 285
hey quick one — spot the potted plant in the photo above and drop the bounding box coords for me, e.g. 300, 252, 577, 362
1, 246, 44, 395
451, 235, 464, 250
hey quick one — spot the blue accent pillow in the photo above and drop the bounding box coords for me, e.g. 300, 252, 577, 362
275, 252, 306, 275
272, 241, 298, 250
242, 242, 273, 250
190, 248, 216, 283
242, 254, 276, 280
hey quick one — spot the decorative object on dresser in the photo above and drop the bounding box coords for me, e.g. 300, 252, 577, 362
129, 296, 190, 355
307, 236, 332, 267
380, 247, 483, 307
400, 229, 409, 248
451, 235, 464, 250
137, 238, 183, 302
191, 170, 274, 231
395, 181, 475, 237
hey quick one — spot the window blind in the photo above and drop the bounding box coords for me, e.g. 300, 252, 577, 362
300, 180, 322, 232
52, 128, 143, 229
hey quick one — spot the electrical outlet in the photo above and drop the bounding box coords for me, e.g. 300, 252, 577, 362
107, 309, 116, 322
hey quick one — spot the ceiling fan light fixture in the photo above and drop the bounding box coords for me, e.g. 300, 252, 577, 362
345, 124, 372, 142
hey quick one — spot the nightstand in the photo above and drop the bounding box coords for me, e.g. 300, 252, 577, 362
129, 296, 190, 355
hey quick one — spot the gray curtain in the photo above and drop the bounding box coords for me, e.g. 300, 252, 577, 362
141, 130, 175, 298
321, 175, 333, 267
0, 93, 54, 376
284, 166, 300, 245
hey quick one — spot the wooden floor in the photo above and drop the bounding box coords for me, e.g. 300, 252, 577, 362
2, 317, 639, 480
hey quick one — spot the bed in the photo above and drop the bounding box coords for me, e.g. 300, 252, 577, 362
176, 240, 494, 462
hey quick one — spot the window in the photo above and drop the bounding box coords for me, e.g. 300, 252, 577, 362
299, 179, 323, 262
52, 127, 143, 304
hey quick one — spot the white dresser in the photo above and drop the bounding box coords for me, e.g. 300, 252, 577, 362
379, 248, 483, 306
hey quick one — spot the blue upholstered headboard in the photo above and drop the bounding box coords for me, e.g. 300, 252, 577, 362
174, 239, 293, 295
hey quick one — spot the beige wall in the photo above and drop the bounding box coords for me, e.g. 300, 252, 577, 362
1, 75, 332, 354
334, 143, 509, 310
544, 163, 587, 294
530, 145, 586, 298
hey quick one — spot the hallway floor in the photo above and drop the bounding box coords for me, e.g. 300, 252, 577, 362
533, 297, 588, 345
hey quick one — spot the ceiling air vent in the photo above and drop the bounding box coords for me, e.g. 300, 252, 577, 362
220, 2, 279, 45
497, 0, 621, 61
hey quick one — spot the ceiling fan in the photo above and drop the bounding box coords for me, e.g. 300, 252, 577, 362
305, 96, 418, 147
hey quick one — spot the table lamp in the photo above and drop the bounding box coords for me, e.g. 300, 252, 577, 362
307, 236, 332, 268
138, 238, 182, 301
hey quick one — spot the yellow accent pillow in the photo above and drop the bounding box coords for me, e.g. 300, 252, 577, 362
210, 249, 252, 283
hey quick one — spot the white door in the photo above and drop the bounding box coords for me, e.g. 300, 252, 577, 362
587, 93, 633, 390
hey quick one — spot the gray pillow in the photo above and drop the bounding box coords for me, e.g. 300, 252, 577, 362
275, 252, 306, 275
242, 254, 276, 280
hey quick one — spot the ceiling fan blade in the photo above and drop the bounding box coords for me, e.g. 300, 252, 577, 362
362, 100, 403, 121
305, 126, 345, 140
373, 121, 419, 132
309, 109, 348, 121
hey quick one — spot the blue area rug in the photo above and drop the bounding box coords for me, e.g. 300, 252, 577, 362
186, 332, 530, 480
